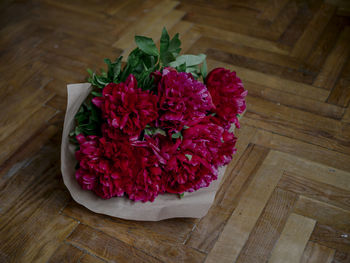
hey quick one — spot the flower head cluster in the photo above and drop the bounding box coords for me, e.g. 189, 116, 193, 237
206, 68, 247, 128
158, 68, 214, 132
74, 67, 246, 202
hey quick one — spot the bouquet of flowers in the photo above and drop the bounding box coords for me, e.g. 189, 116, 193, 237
61, 28, 247, 220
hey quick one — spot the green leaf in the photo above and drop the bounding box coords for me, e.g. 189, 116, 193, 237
171, 131, 183, 140
201, 59, 207, 80
160, 27, 170, 57
168, 33, 181, 57
161, 51, 176, 66
144, 127, 167, 137
178, 193, 185, 199
185, 154, 192, 161
113, 56, 123, 81
169, 54, 206, 68
91, 91, 102, 97
160, 29, 181, 66
176, 62, 186, 72
135, 36, 159, 57
104, 58, 113, 79
87, 68, 93, 77
185, 66, 200, 79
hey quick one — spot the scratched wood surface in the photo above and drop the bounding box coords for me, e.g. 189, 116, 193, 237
0, 0, 350, 262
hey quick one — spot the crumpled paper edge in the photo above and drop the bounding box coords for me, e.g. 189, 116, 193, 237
61, 83, 228, 221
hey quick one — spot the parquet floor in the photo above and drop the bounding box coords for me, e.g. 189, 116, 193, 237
0, 0, 350, 262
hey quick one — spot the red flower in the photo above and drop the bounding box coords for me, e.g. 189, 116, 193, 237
92, 74, 158, 136
206, 68, 247, 128
140, 132, 222, 194
158, 68, 214, 132
75, 134, 165, 202
165, 151, 218, 194
181, 116, 237, 168
125, 146, 166, 202
75, 134, 135, 199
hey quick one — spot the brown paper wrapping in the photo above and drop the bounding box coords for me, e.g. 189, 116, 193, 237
61, 83, 228, 221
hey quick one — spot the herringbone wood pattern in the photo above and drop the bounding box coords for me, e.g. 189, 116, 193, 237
0, 0, 350, 262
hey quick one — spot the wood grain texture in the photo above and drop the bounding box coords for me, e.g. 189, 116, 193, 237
300, 241, 335, 263
0, 0, 350, 262
268, 213, 316, 263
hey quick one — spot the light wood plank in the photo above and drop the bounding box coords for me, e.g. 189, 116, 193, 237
279, 172, 350, 211
67, 224, 162, 263
205, 151, 287, 263
236, 188, 297, 262
251, 128, 350, 172
48, 243, 83, 263
187, 143, 268, 252
268, 213, 316, 263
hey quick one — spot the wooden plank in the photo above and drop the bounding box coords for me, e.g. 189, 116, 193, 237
267, 0, 299, 37
332, 250, 350, 263
0, 124, 57, 182
0, 87, 53, 138
278, 0, 322, 47
63, 202, 205, 263
306, 15, 345, 72
187, 143, 268, 252
258, 0, 289, 21
193, 24, 290, 55
48, 243, 84, 263
0, 105, 57, 167
342, 107, 350, 124
327, 77, 350, 107
300, 241, 335, 263
291, 3, 336, 60
245, 81, 344, 119
189, 36, 296, 70
206, 48, 316, 85
80, 253, 107, 263
183, 9, 281, 41
113, 1, 179, 49
268, 213, 316, 263
310, 223, 350, 254
314, 27, 350, 90
251, 128, 350, 172
278, 152, 350, 192
67, 224, 162, 263
294, 196, 350, 232
205, 151, 287, 263
0, 185, 77, 262
236, 188, 298, 262
242, 96, 350, 156
279, 172, 350, 211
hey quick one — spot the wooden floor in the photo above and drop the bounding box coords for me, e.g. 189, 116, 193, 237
1, 0, 350, 262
